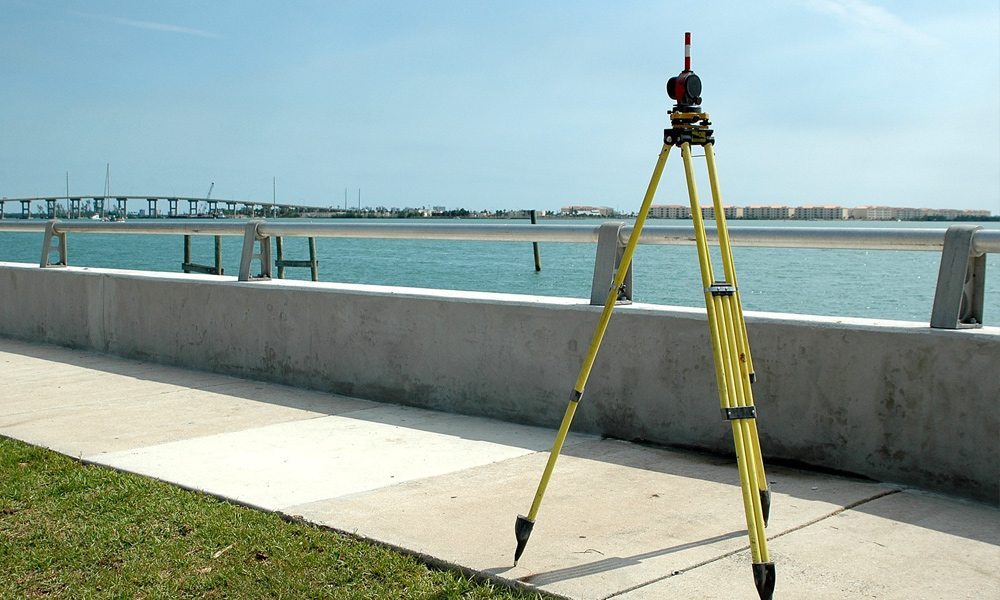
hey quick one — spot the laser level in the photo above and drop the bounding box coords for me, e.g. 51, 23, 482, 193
512, 32, 776, 600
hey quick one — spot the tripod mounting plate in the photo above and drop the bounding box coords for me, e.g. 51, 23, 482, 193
664, 111, 714, 147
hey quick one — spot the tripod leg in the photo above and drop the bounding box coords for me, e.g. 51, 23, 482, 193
721, 296, 768, 534
513, 143, 673, 564
705, 144, 754, 379
681, 144, 774, 600
704, 144, 771, 525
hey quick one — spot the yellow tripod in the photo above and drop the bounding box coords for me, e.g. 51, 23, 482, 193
512, 33, 775, 600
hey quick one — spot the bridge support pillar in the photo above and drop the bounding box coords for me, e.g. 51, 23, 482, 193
188, 200, 198, 215
69, 198, 81, 218
21, 200, 31, 219
93, 197, 104, 218
116, 197, 128, 217
168, 198, 179, 217
46, 199, 57, 219
147, 198, 158, 218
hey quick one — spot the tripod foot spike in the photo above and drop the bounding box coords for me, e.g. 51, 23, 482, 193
752, 562, 776, 600
760, 488, 772, 527
513, 514, 535, 565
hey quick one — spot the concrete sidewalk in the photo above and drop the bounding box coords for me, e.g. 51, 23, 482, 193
1, 337, 997, 599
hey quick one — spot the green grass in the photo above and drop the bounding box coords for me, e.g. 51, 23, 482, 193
0, 436, 542, 599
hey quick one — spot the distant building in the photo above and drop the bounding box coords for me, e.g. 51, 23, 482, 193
648, 204, 690, 219
560, 205, 614, 217
743, 205, 793, 220
794, 205, 848, 220
723, 206, 743, 220
700, 206, 743, 220
895, 207, 923, 220
924, 208, 961, 219
850, 206, 897, 220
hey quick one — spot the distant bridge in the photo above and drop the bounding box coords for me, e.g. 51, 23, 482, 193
0, 195, 323, 219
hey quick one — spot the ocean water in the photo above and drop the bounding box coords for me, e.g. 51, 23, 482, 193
0, 218, 997, 324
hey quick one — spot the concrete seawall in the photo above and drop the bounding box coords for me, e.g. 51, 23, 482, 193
1, 262, 996, 502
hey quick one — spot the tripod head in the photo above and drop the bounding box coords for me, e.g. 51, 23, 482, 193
666, 32, 702, 111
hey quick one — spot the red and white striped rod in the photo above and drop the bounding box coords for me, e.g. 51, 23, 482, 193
684, 31, 691, 71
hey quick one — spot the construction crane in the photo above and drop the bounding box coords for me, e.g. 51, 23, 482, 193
198, 182, 215, 216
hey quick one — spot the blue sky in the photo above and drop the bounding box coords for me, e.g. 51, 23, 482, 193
1, 1, 998, 213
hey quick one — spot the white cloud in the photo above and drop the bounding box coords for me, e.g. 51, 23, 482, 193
801, 0, 938, 45
107, 16, 220, 39
71, 11, 220, 39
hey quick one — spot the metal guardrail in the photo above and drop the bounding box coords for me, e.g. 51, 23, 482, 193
0, 219, 994, 328
1, 219, 998, 252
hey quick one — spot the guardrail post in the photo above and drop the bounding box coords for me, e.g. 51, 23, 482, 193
590, 221, 632, 305
40, 220, 67, 267
238, 220, 271, 281
930, 225, 985, 329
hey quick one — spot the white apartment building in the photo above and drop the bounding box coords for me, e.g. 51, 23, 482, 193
794, 205, 848, 220
648, 205, 691, 219
850, 206, 897, 220
743, 205, 793, 219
